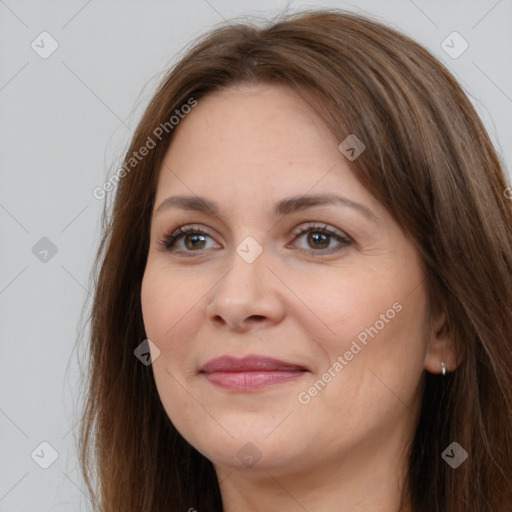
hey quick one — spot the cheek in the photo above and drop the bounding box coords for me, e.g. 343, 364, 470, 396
141, 270, 204, 432
140, 271, 166, 340
290, 270, 401, 350
141, 267, 206, 379
302, 264, 429, 378
141, 266, 195, 340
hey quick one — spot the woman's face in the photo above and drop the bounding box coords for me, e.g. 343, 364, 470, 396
141, 83, 443, 478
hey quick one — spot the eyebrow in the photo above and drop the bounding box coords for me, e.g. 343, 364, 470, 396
154, 193, 377, 222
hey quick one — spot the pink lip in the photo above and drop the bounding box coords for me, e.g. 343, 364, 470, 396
200, 356, 308, 391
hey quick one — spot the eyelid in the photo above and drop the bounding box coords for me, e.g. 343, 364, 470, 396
289, 222, 351, 241
158, 224, 220, 252
158, 221, 354, 257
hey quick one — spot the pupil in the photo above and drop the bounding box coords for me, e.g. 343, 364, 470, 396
183, 232, 330, 251
186, 234, 205, 250
309, 232, 328, 248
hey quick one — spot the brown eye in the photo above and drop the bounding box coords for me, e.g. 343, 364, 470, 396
183, 233, 208, 250
307, 232, 330, 249
289, 223, 352, 254
159, 225, 219, 253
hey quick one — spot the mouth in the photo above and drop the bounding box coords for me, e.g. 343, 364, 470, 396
200, 355, 309, 392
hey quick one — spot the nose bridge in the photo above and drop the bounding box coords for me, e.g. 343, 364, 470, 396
205, 234, 285, 329
221, 234, 268, 294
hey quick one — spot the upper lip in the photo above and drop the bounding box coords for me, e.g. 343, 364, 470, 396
200, 355, 308, 373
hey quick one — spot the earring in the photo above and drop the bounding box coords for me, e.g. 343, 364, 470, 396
441, 361, 446, 376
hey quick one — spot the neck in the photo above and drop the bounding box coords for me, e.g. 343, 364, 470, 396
215, 427, 413, 512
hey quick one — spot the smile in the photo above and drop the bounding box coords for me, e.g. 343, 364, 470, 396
200, 355, 309, 391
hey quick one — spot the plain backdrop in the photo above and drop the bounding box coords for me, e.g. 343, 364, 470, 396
1, 1, 511, 510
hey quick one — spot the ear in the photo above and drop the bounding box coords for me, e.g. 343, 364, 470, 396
423, 309, 461, 374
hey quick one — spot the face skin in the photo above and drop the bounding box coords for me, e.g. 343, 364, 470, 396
141, 83, 458, 512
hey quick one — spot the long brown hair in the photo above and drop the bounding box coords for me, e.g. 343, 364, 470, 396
76, 9, 512, 511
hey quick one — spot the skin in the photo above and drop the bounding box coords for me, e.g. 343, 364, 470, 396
140, 83, 458, 512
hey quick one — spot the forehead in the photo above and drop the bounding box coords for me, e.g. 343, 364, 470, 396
153, 83, 382, 220
157, 84, 352, 187
173, 84, 334, 156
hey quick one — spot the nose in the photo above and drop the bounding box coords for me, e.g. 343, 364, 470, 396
205, 243, 286, 333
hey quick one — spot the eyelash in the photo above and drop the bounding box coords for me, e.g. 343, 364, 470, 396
157, 222, 352, 256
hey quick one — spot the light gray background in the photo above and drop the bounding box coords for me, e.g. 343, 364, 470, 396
1, 1, 511, 510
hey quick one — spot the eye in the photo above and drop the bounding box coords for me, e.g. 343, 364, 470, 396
288, 222, 352, 254
157, 222, 352, 256
158, 224, 220, 255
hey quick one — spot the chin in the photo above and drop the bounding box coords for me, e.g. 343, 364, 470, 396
191, 426, 308, 471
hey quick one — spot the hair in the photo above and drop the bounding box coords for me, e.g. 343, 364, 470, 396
76, 8, 512, 512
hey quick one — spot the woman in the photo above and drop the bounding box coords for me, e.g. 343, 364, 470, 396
78, 8, 512, 512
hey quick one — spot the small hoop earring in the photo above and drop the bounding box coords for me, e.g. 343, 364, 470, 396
441, 361, 446, 376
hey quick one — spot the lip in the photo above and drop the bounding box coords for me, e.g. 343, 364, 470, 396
200, 355, 308, 391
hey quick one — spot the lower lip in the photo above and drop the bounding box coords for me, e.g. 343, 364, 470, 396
203, 370, 306, 391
